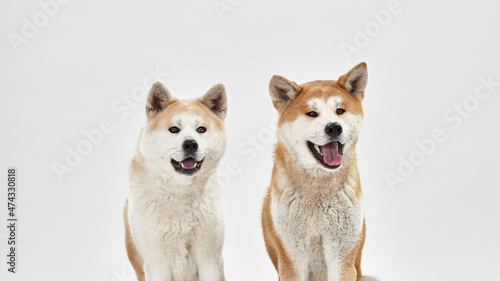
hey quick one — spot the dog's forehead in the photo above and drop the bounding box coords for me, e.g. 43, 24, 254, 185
307, 96, 342, 110
170, 112, 207, 128
301, 82, 363, 113
150, 99, 223, 130
301, 83, 345, 99
278, 81, 363, 126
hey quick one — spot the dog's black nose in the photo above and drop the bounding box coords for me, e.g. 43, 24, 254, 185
182, 139, 198, 154
325, 122, 343, 138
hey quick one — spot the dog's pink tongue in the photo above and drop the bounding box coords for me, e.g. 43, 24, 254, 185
320, 142, 342, 166
181, 158, 196, 169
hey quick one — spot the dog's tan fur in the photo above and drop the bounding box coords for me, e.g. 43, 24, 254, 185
262, 63, 374, 281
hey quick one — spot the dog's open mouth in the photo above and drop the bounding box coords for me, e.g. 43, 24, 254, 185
307, 141, 344, 169
171, 157, 204, 176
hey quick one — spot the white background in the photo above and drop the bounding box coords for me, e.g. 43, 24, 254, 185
1, 0, 499, 280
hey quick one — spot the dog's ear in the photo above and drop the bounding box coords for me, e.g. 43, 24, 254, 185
269, 75, 301, 113
146, 82, 174, 119
338, 62, 368, 102
200, 84, 227, 120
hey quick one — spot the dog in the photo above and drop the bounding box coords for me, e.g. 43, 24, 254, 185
124, 82, 228, 281
261, 63, 378, 281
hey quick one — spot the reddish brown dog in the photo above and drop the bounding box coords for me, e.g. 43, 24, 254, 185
262, 63, 378, 281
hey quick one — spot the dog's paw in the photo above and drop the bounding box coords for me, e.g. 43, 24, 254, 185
360, 276, 381, 281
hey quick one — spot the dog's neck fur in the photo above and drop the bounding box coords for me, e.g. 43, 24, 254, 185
273, 141, 361, 196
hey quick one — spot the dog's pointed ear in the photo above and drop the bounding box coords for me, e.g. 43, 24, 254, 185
269, 75, 301, 113
338, 62, 368, 102
146, 82, 174, 119
200, 84, 227, 120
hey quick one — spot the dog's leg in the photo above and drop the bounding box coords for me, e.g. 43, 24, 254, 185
170, 253, 196, 281
193, 211, 226, 281
278, 260, 296, 281
339, 250, 358, 281
196, 256, 225, 281
193, 245, 225, 281
263, 189, 305, 281
144, 252, 175, 281
323, 238, 342, 281
143, 260, 173, 281
340, 264, 357, 281
272, 234, 306, 281
281, 251, 313, 281
274, 244, 308, 281
339, 221, 366, 281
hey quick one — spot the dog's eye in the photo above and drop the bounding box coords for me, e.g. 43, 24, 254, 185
306, 111, 318, 117
336, 108, 346, 115
168, 126, 180, 133
197, 126, 207, 133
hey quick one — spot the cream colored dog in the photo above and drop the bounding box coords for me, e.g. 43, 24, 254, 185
124, 82, 227, 281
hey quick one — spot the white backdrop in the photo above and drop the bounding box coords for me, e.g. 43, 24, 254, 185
1, 0, 499, 280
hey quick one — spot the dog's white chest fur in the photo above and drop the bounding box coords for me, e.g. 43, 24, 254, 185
128, 175, 225, 281
271, 174, 364, 280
